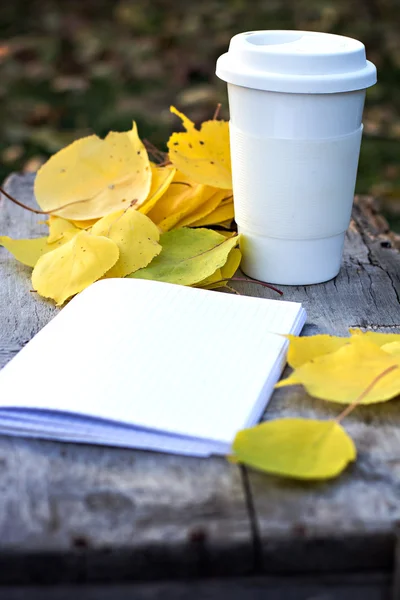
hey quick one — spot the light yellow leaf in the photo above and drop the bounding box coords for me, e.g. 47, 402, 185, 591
0, 236, 49, 268
286, 334, 350, 369
32, 231, 119, 305
382, 341, 400, 358
70, 218, 100, 229
139, 164, 176, 215
130, 227, 239, 286
232, 418, 356, 480
147, 171, 214, 232
47, 216, 81, 244
276, 336, 400, 404
174, 188, 231, 229
197, 247, 242, 289
168, 107, 232, 189
34, 123, 152, 220
190, 199, 235, 227
91, 207, 161, 277
350, 329, 400, 346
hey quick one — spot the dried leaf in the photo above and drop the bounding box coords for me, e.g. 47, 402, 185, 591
34, 123, 151, 220
32, 231, 119, 305
168, 107, 232, 189
232, 418, 356, 480
91, 207, 161, 277
130, 227, 239, 286
277, 336, 400, 404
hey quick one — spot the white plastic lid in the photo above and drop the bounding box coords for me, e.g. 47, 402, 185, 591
216, 30, 377, 94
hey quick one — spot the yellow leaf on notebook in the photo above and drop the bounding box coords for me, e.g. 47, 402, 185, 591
130, 227, 239, 286
232, 418, 356, 480
34, 123, 151, 220
91, 207, 161, 277
139, 164, 176, 215
32, 231, 119, 305
276, 336, 400, 404
168, 107, 232, 189
0, 236, 50, 268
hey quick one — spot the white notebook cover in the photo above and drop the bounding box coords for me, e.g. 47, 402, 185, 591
0, 279, 306, 456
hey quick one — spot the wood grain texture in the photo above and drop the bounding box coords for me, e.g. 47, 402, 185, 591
234, 196, 400, 577
1, 175, 400, 590
0, 573, 390, 600
0, 174, 253, 583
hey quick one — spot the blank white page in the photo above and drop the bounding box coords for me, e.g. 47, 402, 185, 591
0, 279, 305, 446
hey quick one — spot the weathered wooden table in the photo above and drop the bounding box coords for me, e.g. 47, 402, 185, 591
0, 173, 400, 600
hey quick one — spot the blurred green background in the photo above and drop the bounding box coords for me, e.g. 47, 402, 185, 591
0, 0, 399, 229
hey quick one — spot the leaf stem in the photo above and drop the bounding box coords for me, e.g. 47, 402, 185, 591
211, 276, 283, 296
335, 364, 398, 423
0, 185, 118, 216
213, 103, 222, 120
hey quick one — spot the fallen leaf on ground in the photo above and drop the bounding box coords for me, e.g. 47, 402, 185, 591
167, 107, 232, 189
0, 236, 50, 268
197, 247, 241, 289
139, 164, 176, 215
147, 170, 214, 231
130, 227, 239, 286
32, 231, 119, 305
34, 123, 151, 219
276, 336, 400, 404
190, 199, 234, 227
175, 188, 231, 228
232, 418, 356, 480
91, 207, 161, 277
47, 216, 81, 244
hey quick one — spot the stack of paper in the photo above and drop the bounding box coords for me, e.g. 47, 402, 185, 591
0, 279, 306, 456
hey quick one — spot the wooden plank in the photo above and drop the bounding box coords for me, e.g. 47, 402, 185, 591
0, 573, 391, 600
240, 197, 400, 575
0, 174, 254, 582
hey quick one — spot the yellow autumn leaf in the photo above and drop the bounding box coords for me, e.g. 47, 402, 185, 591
69, 218, 100, 230
130, 227, 239, 286
34, 123, 152, 220
0, 236, 50, 268
277, 336, 400, 404
167, 107, 232, 189
32, 231, 119, 305
190, 199, 235, 227
139, 164, 176, 215
382, 341, 400, 358
47, 216, 81, 244
350, 328, 400, 346
174, 188, 231, 229
232, 418, 356, 480
91, 207, 161, 278
147, 170, 215, 232
286, 334, 350, 369
197, 247, 241, 289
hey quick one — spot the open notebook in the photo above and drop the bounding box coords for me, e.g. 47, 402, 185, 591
0, 279, 306, 456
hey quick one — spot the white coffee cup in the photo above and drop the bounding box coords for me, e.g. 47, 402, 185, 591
216, 31, 377, 285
